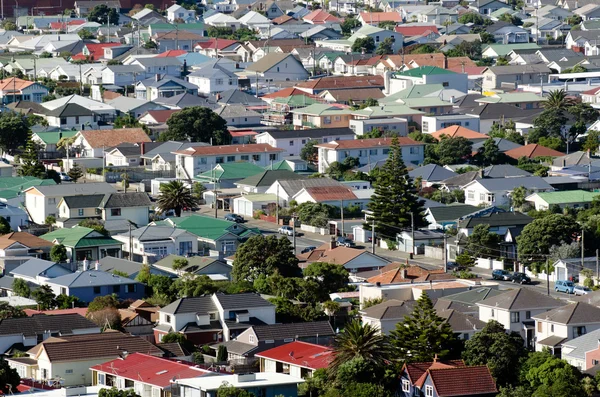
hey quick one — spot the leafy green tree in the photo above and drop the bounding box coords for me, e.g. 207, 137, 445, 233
367, 137, 428, 239
475, 138, 502, 166
463, 320, 527, 386
351, 37, 375, 53
329, 319, 391, 377
378, 21, 397, 30
11, 278, 30, 298
304, 262, 349, 295
300, 139, 318, 163
0, 302, 25, 319
87, 294, 119, 312
88, 4, 119, 24
50, 244, 68, 263
0, 217, 9, 235
0, 357, 20, 394
568, 101, 598, 145
216, 382, 254, 397
496, 56, 509, 66
114, 114, 141, 129
78, 29, 96, 39
498, 12, 522, 25
524, 351, 586, 397
389, 292, 460, 362
172, 258, 188, 274
232, 235, 301, 282
55, 294, 79, 309
517, 214, 579, 263
160, 106, 230, 145
31, 285, 56, 310
67, 163, 84, 183
99, 388, 140, 397
157, 180, 200, 217
1, 21, 16, 31
78, 219, 109, 236
340, 17, 361, 36
582, 129, 600, 153
511, 186, 527, 210
375, 37, 394, 55
458, 12, 485, 24
217, 345, 228, 362
466, 224, 502, 258
409, 44, 437, 54
435, 136, 472, 164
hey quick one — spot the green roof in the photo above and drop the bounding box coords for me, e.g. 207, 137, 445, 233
236, 170, 305, 188
33, 130, 77, 145
291, 104, 352, 116
348, 25, 386, 42
531, 190, 600, 205
154, 254, 224, 272
196, 162, 265, 181
40, 226, 120, 248
379, 84, 444, 103
400, 97, 452, 107
272, 95, 321, 107
482, 43, 541, 56
397, 66, 456, 77
166, 214, 259, 241
0, 177, 56, 200
490, 7, 515, 17
351, 104, 425, 117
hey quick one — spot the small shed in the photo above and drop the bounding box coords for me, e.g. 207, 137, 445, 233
232, 193, 278, 218
397, 229, 445, 254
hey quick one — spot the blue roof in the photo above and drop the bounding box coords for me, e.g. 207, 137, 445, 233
47, 270, 140, 288
177, 52, 212, 66
10, 258, 69, 279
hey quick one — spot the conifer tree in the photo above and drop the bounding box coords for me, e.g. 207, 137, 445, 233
67, 163, 84, 182
18, 133, 45, 178
366, 137, 427, 239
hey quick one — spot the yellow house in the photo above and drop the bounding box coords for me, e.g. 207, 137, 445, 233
291, 104, 353, 130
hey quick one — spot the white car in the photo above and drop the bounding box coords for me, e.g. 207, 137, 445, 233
278, 226, 293, 236
574, 285, 592, 296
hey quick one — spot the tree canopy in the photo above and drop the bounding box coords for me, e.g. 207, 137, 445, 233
88, 4, 120, 24
157, 180, 200, 217
232, 235, 301, 282
160, 106, 230, 145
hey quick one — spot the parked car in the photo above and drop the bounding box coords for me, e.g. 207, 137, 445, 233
445, 262, 460, 271
511, 272, 531, 284
278, 226, 294, 236
574, 285, 592, 296
301, 246, 316, 254
336, 237, 355, 247
555, 280, 575, 294
492, 269, 511, 281
224, 213, 244, 223
59, 172, 71, 181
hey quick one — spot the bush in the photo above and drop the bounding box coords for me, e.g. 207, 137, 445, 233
216, 345, 228, 362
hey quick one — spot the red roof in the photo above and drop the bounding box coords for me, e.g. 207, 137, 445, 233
403, 360, 465, 383
90, 353, 214, 388
229, 129, 258, 137
394, 25, 439, 36
582, 86, 600, 96
49, 20, 85, 29
316, 137, 422, 150
427, 365, 497, 396
195, 38, 239, 50
174, 143, 284, 156
303, 186, 357, 201
255, 341, 334, 370
72, 43, 122, 61
303, 9, 341, 24
359, 11, 402, 23
431, 126, 489, 141
24, 308, 88, 317
448, 66, 486, 75
505, 143, 565, 159
143, 109, 180, 123
156, 50, 188, 58
262, 87, 318, 99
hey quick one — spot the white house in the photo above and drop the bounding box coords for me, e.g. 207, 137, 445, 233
186, 59, 239, 95
72, 128, 152, 158
102, 65, 145, 86
315, 137, 425, 174
463, 176, 555, 207
114, 226, 199, 263
232, 194, 278, 218
167, 4, 196, 23
173, 144, 285, 180
255, 127, 355, 157
315, 25, 403, 55
245, 53, 309, 81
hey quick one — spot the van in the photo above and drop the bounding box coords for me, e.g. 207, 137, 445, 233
492, 269, 511, 281
555, 280, 575, 294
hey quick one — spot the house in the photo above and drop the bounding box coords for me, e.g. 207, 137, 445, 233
173, 144, 285, 180
72, 128, 151, 158
246, 53, 309, 81
215, 104, 262, 128
238, 11, 271, 29
135, 75, 198, 101
97, 256, 172, 279
152, 31, 205, 52
488, 24, 530, 44
39, 102, 101, 130
477, 288, 563, 348
167, 4, 196, 23
319, 87, 386, 106
114, 226, 199, 263
429, 125, 489, 144
391, 67, 468, 94
72, 43, 123, 62
292, 185, 367, 208
101, 65, 144, 87
0, 77, 48, 105
315, 25, 403, 54
195, 163, 265, 189
256, 341, 333, 378
525, 190, 600, 211
474, 92, 546, 109
505, 144, 565, 160
396, 229, 446, 255
0, 313, 100, 354
176, 372, 303, 397
303, 9, 341, 24
218, 321, 335, 359
360, 299, 416, 334
40, 226, 122, 262
409, 164, 457, 187
0, 203, 28, 232
481, 65, 551, 91
456, 211, 532, 237
424, 204, 485, 230
265, 178, 346, 205
434, 287, 505, 317
290, 104, 353, 130
139, 109, 180, 126
90, 353, 215, 397
10, 258, 73, 285
0, 232, 54, 273
298, 241, 390, 273
154, 293, 275, 343
462, 177, 555, 207
315, 137, 425, 174
533, 302, 600, 354
153, 254, 232, 280
24, 183, 117, 225
8, 332, 162, 386
363, 263, 451, 285
235, 170, 307, 194
255, 128, 355, 157
295, 75, 384, 95
187, 59, 240, 95
358, 11, 402, 26
130, 57, 183, 78
420, 114, 480, 134
561, 328, 600, 370
104, 143, 149, 167
437, 308, 487, 340
140, 141, 209, 172
471, 138, 523, 156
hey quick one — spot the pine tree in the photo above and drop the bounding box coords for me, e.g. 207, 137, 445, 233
67, 163, 84, 182
366, 137, 428, 239
389, 292, 460, 362
17, 133, 45, 178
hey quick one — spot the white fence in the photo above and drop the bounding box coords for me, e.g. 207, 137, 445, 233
475, 257, 505, 270
424, 246, 444, 260
300, 224, 329, 235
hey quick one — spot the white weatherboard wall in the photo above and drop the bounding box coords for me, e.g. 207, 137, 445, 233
476, 258, 505, 270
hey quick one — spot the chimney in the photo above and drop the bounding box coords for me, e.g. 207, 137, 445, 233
155, 73, 160, 82
478, 168, 484, 179
82, 258, 88, 271
450, 95, 455, 104
95, 261, 99, 271
330, 236, 336, 250
400, 268, 408, 279
141, 142, 146, 155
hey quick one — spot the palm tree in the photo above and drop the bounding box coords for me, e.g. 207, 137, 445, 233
543, 89, 574, 112
157, 181, 199, 217
329, 319, 391, 377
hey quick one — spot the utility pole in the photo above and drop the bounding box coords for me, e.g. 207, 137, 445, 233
582, 227, 585, 271
546, 257, 550, 296
292, 213, 296, 255
410, 212, 415, 258
596, 248, 599, 284
128, 222, 133, 260
340, 199, 344, 238
33, 56, 36, 81
276, 184, 279, 226
443, 234, 447, 273
371, 216, 375, 254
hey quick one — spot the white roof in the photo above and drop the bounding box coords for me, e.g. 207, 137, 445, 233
167, 4, 184, 12
41, 94, 116, 113
238, 10, 271, 24
204, 12, 239, 24
18, 34, 81, 50
177, 373, 304, 391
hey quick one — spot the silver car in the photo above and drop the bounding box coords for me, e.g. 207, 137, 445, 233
278, 226, 293, 236
574, 285, 592, 296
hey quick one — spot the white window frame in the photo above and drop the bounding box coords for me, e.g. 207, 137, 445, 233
402, 379, 410, 392
425, 385, 433, 397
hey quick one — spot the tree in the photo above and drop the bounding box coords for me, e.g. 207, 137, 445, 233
17, 134, 45, 178
87, 294, 119, 312
511, 186, 527, 210
463, 320, 527, 386
0, 302, 25, 320
498, 12, 522, 25
114, 114, 141, 129
378, 21, 397, 30
367, 137, 428, 239
232, 235, 301, 282
78, 219, 108, 236
88, 4, 119, 25
375, 37, 394, 55
157, 181, 199, 217
31, 285, 56, 310
300, 139, 318, 163
544, 89, 574, 113
192, 182, 205, 200
323, 300, 341, 326
351, 37, 376, 53
78, 29, 95, 39
0, 358, 20, 394
160, 107, 230, 145
144, 40, 157, 49
524, 351, 586, 397
329, 319, 391, 376
549, 242, 580, 262
458, 12, 485, 25
172, 258, 188, 274
475, 138, 502, 166
466, 224, 502, 258
340, 17, 361, 36
56, 294, 79, 309
304, 262, 349, 295
216, 382, 254, 397
0, 217, 10, 235
99, 388, 140, 397
67, 162, 84, 183
582, 128, 600, 153
50, 244, 68, 263
517, 214, 579, 263
435, 136, 472, 164
11, 278, 30, 298
217, 345, 228, 362
568, 101, 598, 145
389, 292, 460, 362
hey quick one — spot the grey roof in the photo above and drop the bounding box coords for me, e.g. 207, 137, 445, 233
154, 93, 219, 109
477, 288, 562, 311
215, 104, 260, 119
105, 65, 144, 73
213, 89, 267, 106
47, 270, 140, 288
252, 320, 334, 340
119, 225, 190, 241
63, 194, 105, 209
106, 96, 156, 112
134, 57, 183, 67
437, 308, 486, 332
27, 183, 117, 197
101, 192, 152, 208
153, 254, 230, 274
426, 204, 482, 222
532, 302, 600, 325
360, 299, 416, 320
471, 176, 553, 191
140, 141, 209, 160
441, 170, 480, 187
236, 170, 306, 188
0, 314, 98, 340
483, 164, 531, 178
161, 296, 218, 315
438, 287, 506, 306
552, 151, 593, 167
213, 292, 274, 310
138, 75, 197, 90
408, 164, 456, 182
472, 138, 523, 154
45, 103, 97, 117
263, 128, 354, 140
217, 340, 257, 356
97, 256, 170, 277
10, 258, 68, 279
537, 48, 583, 63
485, 64, 552, 75
277, 177, 345, 197
159, 342, 193, 357
458, 211, 531, 228
562, 327, 600, 360
465, 103, 543, 121
537, 335, 567, 347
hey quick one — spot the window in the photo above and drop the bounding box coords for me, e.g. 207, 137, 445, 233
179, 241, 192, 256
422, 121, 429, 132
324, 116, 331, 124
594, 360, 599, 366
511, 312, 520, 323
467, 190, 474, 199
48, 198, 56, 205
78, 209, 84, 216
198, 157, 207, 165
480, 193, 486, 201
334, 115, 341, 122
430, 107, 437, 114
369, 149, 377, 155
463, 333, 470, 340
33, 93, 43, 102
425, 385, 433, 397
269, 153, 277, 161
75, 116, 79, 124
227, 156, 235, 162
241, 155, 249, 161
249, 335, 255, 343
375, 35, 380, 42
526, 311, 531, 319
382, 149, 390, 154
60, 117, 67, 125
402, 380, 410, 392
491, 309, 495, 317
126, 284, 136, 293
229, 78, 234, 85
289, 140, 294, 146
165, 315, 171, 323
215, 78, 223, 85
465, 121, 470, 126
125, 380, 134, 388
301, 139, 306, 144
216, 156, 224, 164
209, 312, 217, 320
60, 287, 66, 295
537, 322, 542, 332
111, 208, 121, 216
575, 326, 587, 337
98, 374, 105, 385
442, 82, 449, 87
93, 286, 101, 294
551, 324, 554, 332
252, 154, 261, 161
65, 369, 73, 374
409, 147, 420, 154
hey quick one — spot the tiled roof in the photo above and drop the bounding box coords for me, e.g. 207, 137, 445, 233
359, 11, 402, 22
174, 144, 284, 156
90, 353, 213, 388
213, 293, 274, 310
74, 43, 122, 61
409, 164, 456, 182
366, 264, 449, 284
298, 242, 386, 266
0, 232, 53, 250
316, 137, 421, 150
0, 314, 97, 339
477, 288, 562, 311
195, 38, 239, 50
505, 143, 565, 159
252, 321, 334, 340
255, 341, 334, 369
158, 342, 193, 357
427, 365, 497, 396
303, 9, 341, 23
0, 77, 35, 92
431, 126, 488, 140
79, 128, 151, 149
483, 164, 531, 178
426, 204, 481, 222
302, 186, 357, 201
458, 211, 532, 228
101, 192, 152, 208
395, 25, 438, 36
160, 296, 217, 315
403, 360, 465, 383
532, 302, 600, 325
156, 50, 188, 57
262, 87, 318, 99
296, 75, 384, 90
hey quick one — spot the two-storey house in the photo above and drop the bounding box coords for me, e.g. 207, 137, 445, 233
255, 128, 355, 157
114, 226, 199, 263
462, 176, 555, 207
186, 59, 240, 95
167, 4, 196, 22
